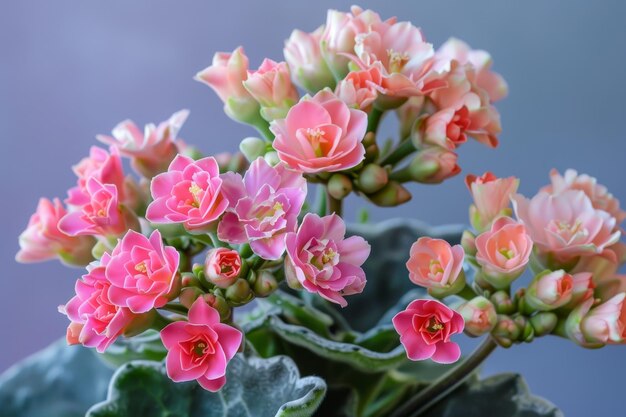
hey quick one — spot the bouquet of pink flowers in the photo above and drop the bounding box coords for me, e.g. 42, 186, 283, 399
10, 5, 625, 417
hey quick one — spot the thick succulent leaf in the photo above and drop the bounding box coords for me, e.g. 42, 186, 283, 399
87, 355, 326, 417
423, 373, 563, 417
99, 330, 167, 368
0, 340, 113, 417
344, 220, 463, 331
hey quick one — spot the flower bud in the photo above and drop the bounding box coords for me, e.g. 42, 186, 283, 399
529, 312, 558, 337
202, 293, 232, 321
525, 270, 574, 311
563, 272, 594, 310
367, 181, 411, 207
567, 293, 626, 347
490, 291, 516, 315
225, 278, 254, 306
357, 164, 388, 194
492, 315, 519, 348
461, 230, 477, 257
122, 310, 158, 337
264, 151, 280, 166
179, 287, 203, 309
514, 315, 534, 342
327, 173, 353, 200
457, 296, 497, 337
204, 248, 242, 289
564, 298, 604, 348
253, 270, 279, 297
239, 137, 267, 162
408, 147, 461, 184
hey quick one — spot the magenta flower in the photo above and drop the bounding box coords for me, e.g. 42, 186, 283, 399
16, 198, 94, 266
392, 299, 464, 364
218, 157, 306, 260
62, 258, 135, 352
146, 155, 229, 232
271, 90, 367, 173
160, 297, 242, 391
284, 213, 370, 307
59, 177, 135, 237
97, 110, 189, 178
106, 230, 180, 313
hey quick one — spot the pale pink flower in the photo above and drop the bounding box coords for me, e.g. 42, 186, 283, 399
457, 296, 497, 337
542, 169, 626, 227
392, 299, 464, 364
284, 213, 370, 307
475, 217, 533, 288
61, 258, 135, 352
66, 146, 127, 207
566, 293, 626, 346
106, 230, 180, 314
97, 110, 189, 178
335, 66, 382, 111
59, 177, 136, 237
465, 172, 519, 232
16, 198, 94, 266
526, 270, 574, 311
565, 272, 595, 309
410, 147, 461, 184
195, 47, 261, 124
271, 90, 367, 173
204, 248, 242, 289
146, 155, 229, 232
283, 26, 335, 92
243, 59, 299, 121
512, 190, 621, 262
406, 237, 465, 296
161, 298, 242, 391
435, 38, 508, 102
218, 158, 306, 260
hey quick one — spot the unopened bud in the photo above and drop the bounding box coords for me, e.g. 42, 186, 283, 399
530, 312, 558, 337
123, 309, 157, 337
525, 270, 574, 311
408, 147, 461, 184
327, 173, 353, 200
492, 315, 519, 348
264, 151, 280, 166
514, 315, 534, 342
490, 291, 516, 315
180, 287, 203, 309
225, 278, 254, 306
239, 137, 267, 162
458, 296, 497, 337
367, 181, 411, 207
357, 164, 389, 194
203, 293, 232, 321
253, 270, 279, 297
461, 230, 477, 257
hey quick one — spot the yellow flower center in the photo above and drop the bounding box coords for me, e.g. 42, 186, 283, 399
189, 182, 203, 207
387, 49, 410, 73
134, 262, 147, 273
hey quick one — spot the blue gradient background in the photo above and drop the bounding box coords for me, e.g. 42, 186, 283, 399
1, 1, 625, 415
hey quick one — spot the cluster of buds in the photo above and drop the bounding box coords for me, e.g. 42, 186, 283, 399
405, 169, 625, 350
195, 6, 508, 209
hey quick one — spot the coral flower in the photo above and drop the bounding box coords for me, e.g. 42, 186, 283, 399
146, 155, 229, 232
271, 90, 367, 173
243, 59, 299, 121
284, 213, 370, 307
204, 248, 242, 289
160, 298, 242, 391
465, 172, 519, 232
406, 237, 465, 296
393, 299, 464, 364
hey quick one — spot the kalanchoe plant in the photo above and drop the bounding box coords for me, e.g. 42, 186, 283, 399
10, 5, 626, 417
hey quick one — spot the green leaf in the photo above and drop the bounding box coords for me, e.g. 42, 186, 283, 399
99, 330, 167, 368
86, 355, 326, 417
423, 373, 563, 417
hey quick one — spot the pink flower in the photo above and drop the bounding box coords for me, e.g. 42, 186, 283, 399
465, 172, 519, 232
160, 297, 242, 391
243, 59, 299, 121
58, 177, 136, 237
16, 198, 94, 266
271, 90, 367, 173
406, 237, 465, 296
218, 158, 306, 260
66, 146, 127, 208
283, 26, 335, 92
61, 258, 135, 352
195, 47, 261, 124
204, 248, 242, 289
525, 270, 574, 311
97, 110, 189, 178
512, 190, 621, 262
475, 217, 533, 288
410, 147, 461, 184
542, 169, 626, 228
146, 155, 229, 232
435, 38, 508, 103
421, 106, 472, 149
106, 230, 180, 313
457, 296, 497, 337
566, 293, 626, 346
565, 272, 595, 309
284, 213, 370, 307
335, 66, 382, 111
392, 299, 464, 364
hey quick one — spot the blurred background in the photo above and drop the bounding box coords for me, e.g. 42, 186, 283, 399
1, 0, 625, 415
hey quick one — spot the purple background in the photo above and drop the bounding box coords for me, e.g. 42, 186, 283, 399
2, 1, 625, 415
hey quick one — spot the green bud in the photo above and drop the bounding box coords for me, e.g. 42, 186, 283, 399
264, 151, 280, 166
367, 181, 412, 207
492, 315, 520, 347
327, 173, 353, 200
490, 291, 516, 315
514, 316, 534, 342
203, 293, 232, 321
253, 270, 279, 297
179, 287, 203, 309
357, 164, 389, 194
530, 312, 558, 337
461, 230, 477, 257
123, 309, 157, 337
225, 278, 254, 306
239, 137, 267, 162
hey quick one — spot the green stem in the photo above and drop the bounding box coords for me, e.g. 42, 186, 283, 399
326, 189, 343, 217
390, 337, 498, 417
161, 303, 189, 315
367, 108, 384, 133
457, 285, 478, 301
190, 234, 215, 247
314, 184, 328, 216
388, 166, 413, 183
152, 313, 176, 330
252, 119, 274, 141
380, 139, 416, 167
